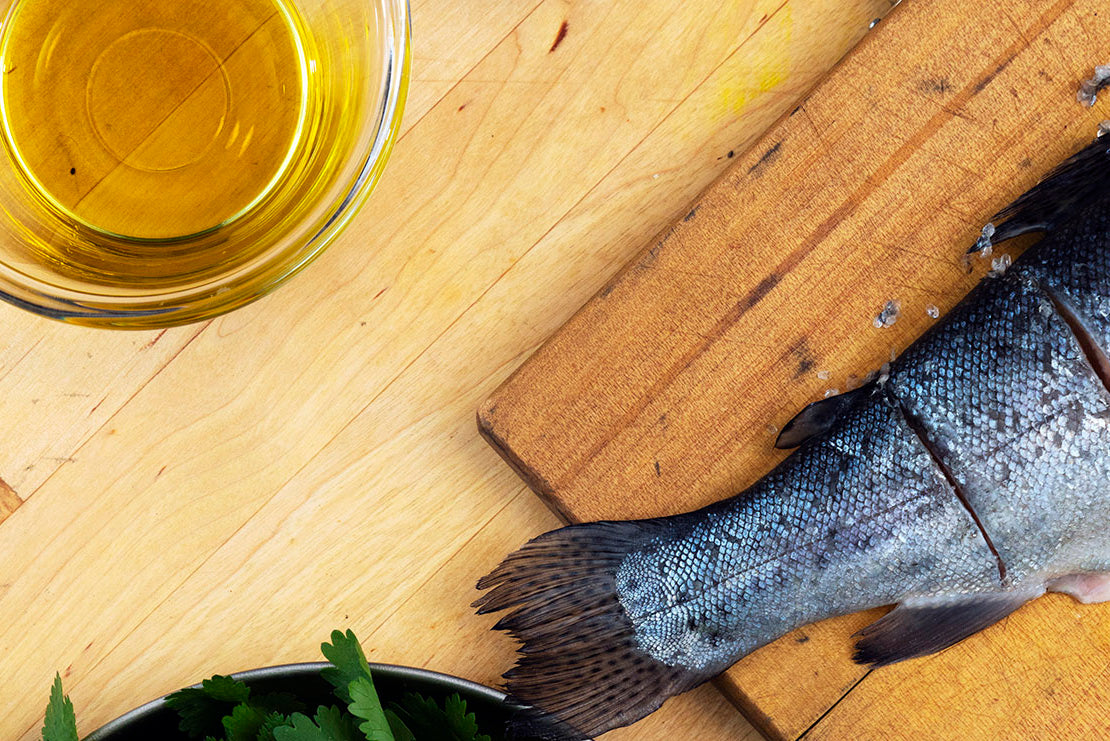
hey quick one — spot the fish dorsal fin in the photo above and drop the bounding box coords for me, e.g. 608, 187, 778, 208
852, 590, 1041, 667
775, 384, 874, 449
972, 135, 1110, 251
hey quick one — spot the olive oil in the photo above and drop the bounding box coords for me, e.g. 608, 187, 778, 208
0, 0, 319, 284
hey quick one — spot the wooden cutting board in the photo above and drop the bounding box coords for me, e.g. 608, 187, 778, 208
479, 0, 1110, 738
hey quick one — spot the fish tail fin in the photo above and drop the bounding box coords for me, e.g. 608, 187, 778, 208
474, 520, 711, 740
973, 133, 1110, 250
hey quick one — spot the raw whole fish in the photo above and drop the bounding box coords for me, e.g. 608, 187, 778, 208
475, 134, 1110, 739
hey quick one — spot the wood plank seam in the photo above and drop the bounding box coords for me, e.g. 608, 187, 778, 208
795, 669, 872, 740
0, 476, 22, 525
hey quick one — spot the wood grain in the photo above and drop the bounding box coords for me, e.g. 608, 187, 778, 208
0, 0, 892, 740
480, 0, 1110, 738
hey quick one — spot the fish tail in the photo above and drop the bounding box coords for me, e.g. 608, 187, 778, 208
474, 520, 711, 739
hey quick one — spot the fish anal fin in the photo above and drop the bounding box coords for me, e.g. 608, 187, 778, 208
852, 590, 1040, 667
1048, 573, 1110, 604
969, 135, 1110, 253
775, 384, 873, 449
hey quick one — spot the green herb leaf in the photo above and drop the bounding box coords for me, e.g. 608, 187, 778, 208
273, 710, 357, 741
443, 694, 487, 741
272, 713, 327, 741
312, 705, 361, 740
256, 711, 292, 741
320, 630, 373, 705
348, 677, 394, 741
388, 693, 490, 741
254, 692, 306, 716
202, 676, 253, 703
222, 702, 268, 741
383, 710, 415, 741
42, 674, 79, 741
166, 675, 253, 739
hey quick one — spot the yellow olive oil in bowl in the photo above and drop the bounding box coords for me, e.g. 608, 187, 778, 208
0, 0, 408, 327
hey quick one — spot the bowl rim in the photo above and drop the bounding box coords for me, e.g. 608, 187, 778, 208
85, 660, 510, 739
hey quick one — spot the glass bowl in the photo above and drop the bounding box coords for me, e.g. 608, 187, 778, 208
0, 0, 409, 328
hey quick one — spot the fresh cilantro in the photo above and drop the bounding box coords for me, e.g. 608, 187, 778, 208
42, 674, 79, 741
320, 630, 373, 705
254, 692, 306, 716
347, 676, 394, 741
311, 705, 361, 740
256, 711, 292, 741
201, 676, 253, 703
43, 630, 497, 741
272, 712, 330, 741
387, 693, 490, 741
165, 675, 252, 738
383, 711, 415, 741
221, 702, 268, 741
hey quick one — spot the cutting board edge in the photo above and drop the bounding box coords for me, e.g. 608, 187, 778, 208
476, 406, 577, 523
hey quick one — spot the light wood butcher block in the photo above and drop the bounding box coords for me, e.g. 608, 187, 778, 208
480, 0, 1110, 738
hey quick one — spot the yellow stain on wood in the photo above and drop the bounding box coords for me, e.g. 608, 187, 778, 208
716, 4, 792, 119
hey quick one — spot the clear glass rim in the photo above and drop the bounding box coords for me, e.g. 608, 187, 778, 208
0, 0, 411, 329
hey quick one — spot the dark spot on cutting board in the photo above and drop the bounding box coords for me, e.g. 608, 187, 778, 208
796, 633, 810, 644
974, 53, 1016, 93
916, 77, 952, 94
549, 20, 568, 52
457, 103, 467, 112
69, 167, 76, 175
1019, 157, 1032, 169
684, 206, 699, 222
790, 338, 816, 378
747, 141, 782, 176
742, 273, 781, 309
727, 150, 735, 158
654, 461, 661, 477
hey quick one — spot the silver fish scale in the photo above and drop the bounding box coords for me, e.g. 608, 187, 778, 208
615, 394, 1000, 671
888, 263, 1110, 586
1023, 206, 1110, 349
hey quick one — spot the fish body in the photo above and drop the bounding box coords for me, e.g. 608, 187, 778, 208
476, 136, 1110, 739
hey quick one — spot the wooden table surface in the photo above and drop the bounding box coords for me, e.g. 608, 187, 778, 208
0, 1, 893, 738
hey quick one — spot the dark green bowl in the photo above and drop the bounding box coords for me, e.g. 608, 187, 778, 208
85, 662, 513, 740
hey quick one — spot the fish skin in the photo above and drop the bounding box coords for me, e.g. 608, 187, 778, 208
615, 393, 1001, 672
475, 137, 1110, 740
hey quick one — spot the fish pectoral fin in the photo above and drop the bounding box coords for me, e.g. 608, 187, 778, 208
852, 589, 1042, 667
775, 384, 874, 449
969, 133, 1110, 253
1048, 573, 1110, 604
